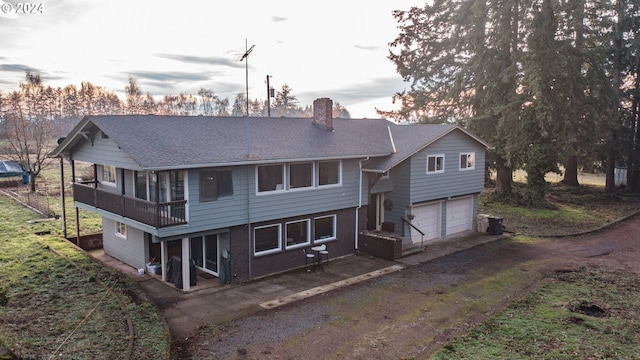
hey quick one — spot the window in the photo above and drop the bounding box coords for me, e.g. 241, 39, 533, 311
254, 224, 282, 255
257, 165, 284, 192
460, 152, 475, 170
285, 219, 310, 248
318, 161, 340, 186
427, 155, 445, 174
115, 221, 127, 239
256, 161, 341, 194
135, 171, 148, 200
289, 163, 313, 189
314, 215, 336, 242
200, 170, 233, 201
102, 165, 116, 185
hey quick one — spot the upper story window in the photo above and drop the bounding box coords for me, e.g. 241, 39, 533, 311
318, 161, 340, 186
257, 160, 342, 194
257, 164, 285, 192
134, 170, 185, 203
459, 152, 475, 171
289, 163, 313, 189
427, 155, 445, 174
101, 165, 116, 186
200, 170, 233, 201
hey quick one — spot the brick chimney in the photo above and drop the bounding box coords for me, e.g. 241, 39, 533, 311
313, 98, 333, 131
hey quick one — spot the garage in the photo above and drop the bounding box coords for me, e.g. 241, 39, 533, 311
446, 196, 473, 235
410, 202, 441, 244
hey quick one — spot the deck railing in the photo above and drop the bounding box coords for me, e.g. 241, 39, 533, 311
72, 183, 187, 228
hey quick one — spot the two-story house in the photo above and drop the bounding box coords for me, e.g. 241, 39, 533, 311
51, 98, 490, 291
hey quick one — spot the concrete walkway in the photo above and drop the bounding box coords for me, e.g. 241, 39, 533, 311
93, 232, 504, 339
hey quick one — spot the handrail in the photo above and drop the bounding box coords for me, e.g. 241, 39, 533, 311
401, 217, 424, 236
72, 183, 187, 228
401, 216, 425, 251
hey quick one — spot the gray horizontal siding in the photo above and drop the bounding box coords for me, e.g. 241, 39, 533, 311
102, 217, 147, 269
409, 129, 485, 203
71, 133, 140, 170
158, 159, 364, 238
247, 159, 363, 223
384, 160, 411, 232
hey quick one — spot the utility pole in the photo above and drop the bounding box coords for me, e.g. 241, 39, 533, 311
240, 39, 255, 117
266, 75, 273, 117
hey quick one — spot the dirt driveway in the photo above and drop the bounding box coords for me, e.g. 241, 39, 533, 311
174, 216, 640, 359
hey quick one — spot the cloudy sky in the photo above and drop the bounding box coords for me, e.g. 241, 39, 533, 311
0, 0, 424, 118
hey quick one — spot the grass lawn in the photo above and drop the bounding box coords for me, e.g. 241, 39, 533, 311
431, 182, 640, 359
432, 265, 640, 359
0, 195, 169, 359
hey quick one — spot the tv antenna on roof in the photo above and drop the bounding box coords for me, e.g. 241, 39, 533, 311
240, 39, 255, 117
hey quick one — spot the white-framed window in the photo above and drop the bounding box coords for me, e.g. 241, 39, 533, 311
115, 221, 127, 239
427, 154, 445, 174
254, 224, 282, 256
459, 152, 475, 170
101, 165, 117, 186
285, 219, 311, 249
257, 164, 285, 193
256, 161, 342, 194
318, 161, 341, 186
314, 215, 337, 243
289, 162, 314, 189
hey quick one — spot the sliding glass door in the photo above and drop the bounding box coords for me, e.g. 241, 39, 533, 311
190, 234, 218, 276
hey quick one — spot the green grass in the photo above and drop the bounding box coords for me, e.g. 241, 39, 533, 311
479, 183, 640, 236
431, 265, 640, 359
0, 195, 169, 359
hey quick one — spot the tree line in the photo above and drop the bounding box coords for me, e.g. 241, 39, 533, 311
0, 73, 350, 191
382, 0, 640, 205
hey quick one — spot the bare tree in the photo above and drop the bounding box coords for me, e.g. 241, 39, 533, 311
125, 77, 143, 114
1, 74, 54, 191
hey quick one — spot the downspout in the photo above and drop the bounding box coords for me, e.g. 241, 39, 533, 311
355, 157, 369, 252
247, 165, 252, 282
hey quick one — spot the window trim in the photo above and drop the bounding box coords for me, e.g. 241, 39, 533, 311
459, 152, 475, 171
285, 219, 311, 249
427, 154, 445, 174
288, 162, 315, 190
115, 221, 127, 239
314, 214, 337, 243
253, 224, 282, 256
256, 164, 286, 194
317, 160, 342, 187
101, 165, 117, 186
256, 160, 342, 195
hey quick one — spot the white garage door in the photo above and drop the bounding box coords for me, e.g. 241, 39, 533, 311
446, 197, 473, 235
410, 202, 441, 244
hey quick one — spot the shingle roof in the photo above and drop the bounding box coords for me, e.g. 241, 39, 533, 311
51, 115, 490, 171
54, 115, 396, 169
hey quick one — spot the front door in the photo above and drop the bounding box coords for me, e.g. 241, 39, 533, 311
367, 193, 385, 231
190, 234, 219, 276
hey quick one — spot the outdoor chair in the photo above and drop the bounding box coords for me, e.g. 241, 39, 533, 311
303, 249, 315, 272
318, 244, 329, 267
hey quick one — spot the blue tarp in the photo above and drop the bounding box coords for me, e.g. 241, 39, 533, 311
0, 160, 24, 178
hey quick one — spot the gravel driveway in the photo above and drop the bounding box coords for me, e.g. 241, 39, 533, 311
172, 216, 640, 359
